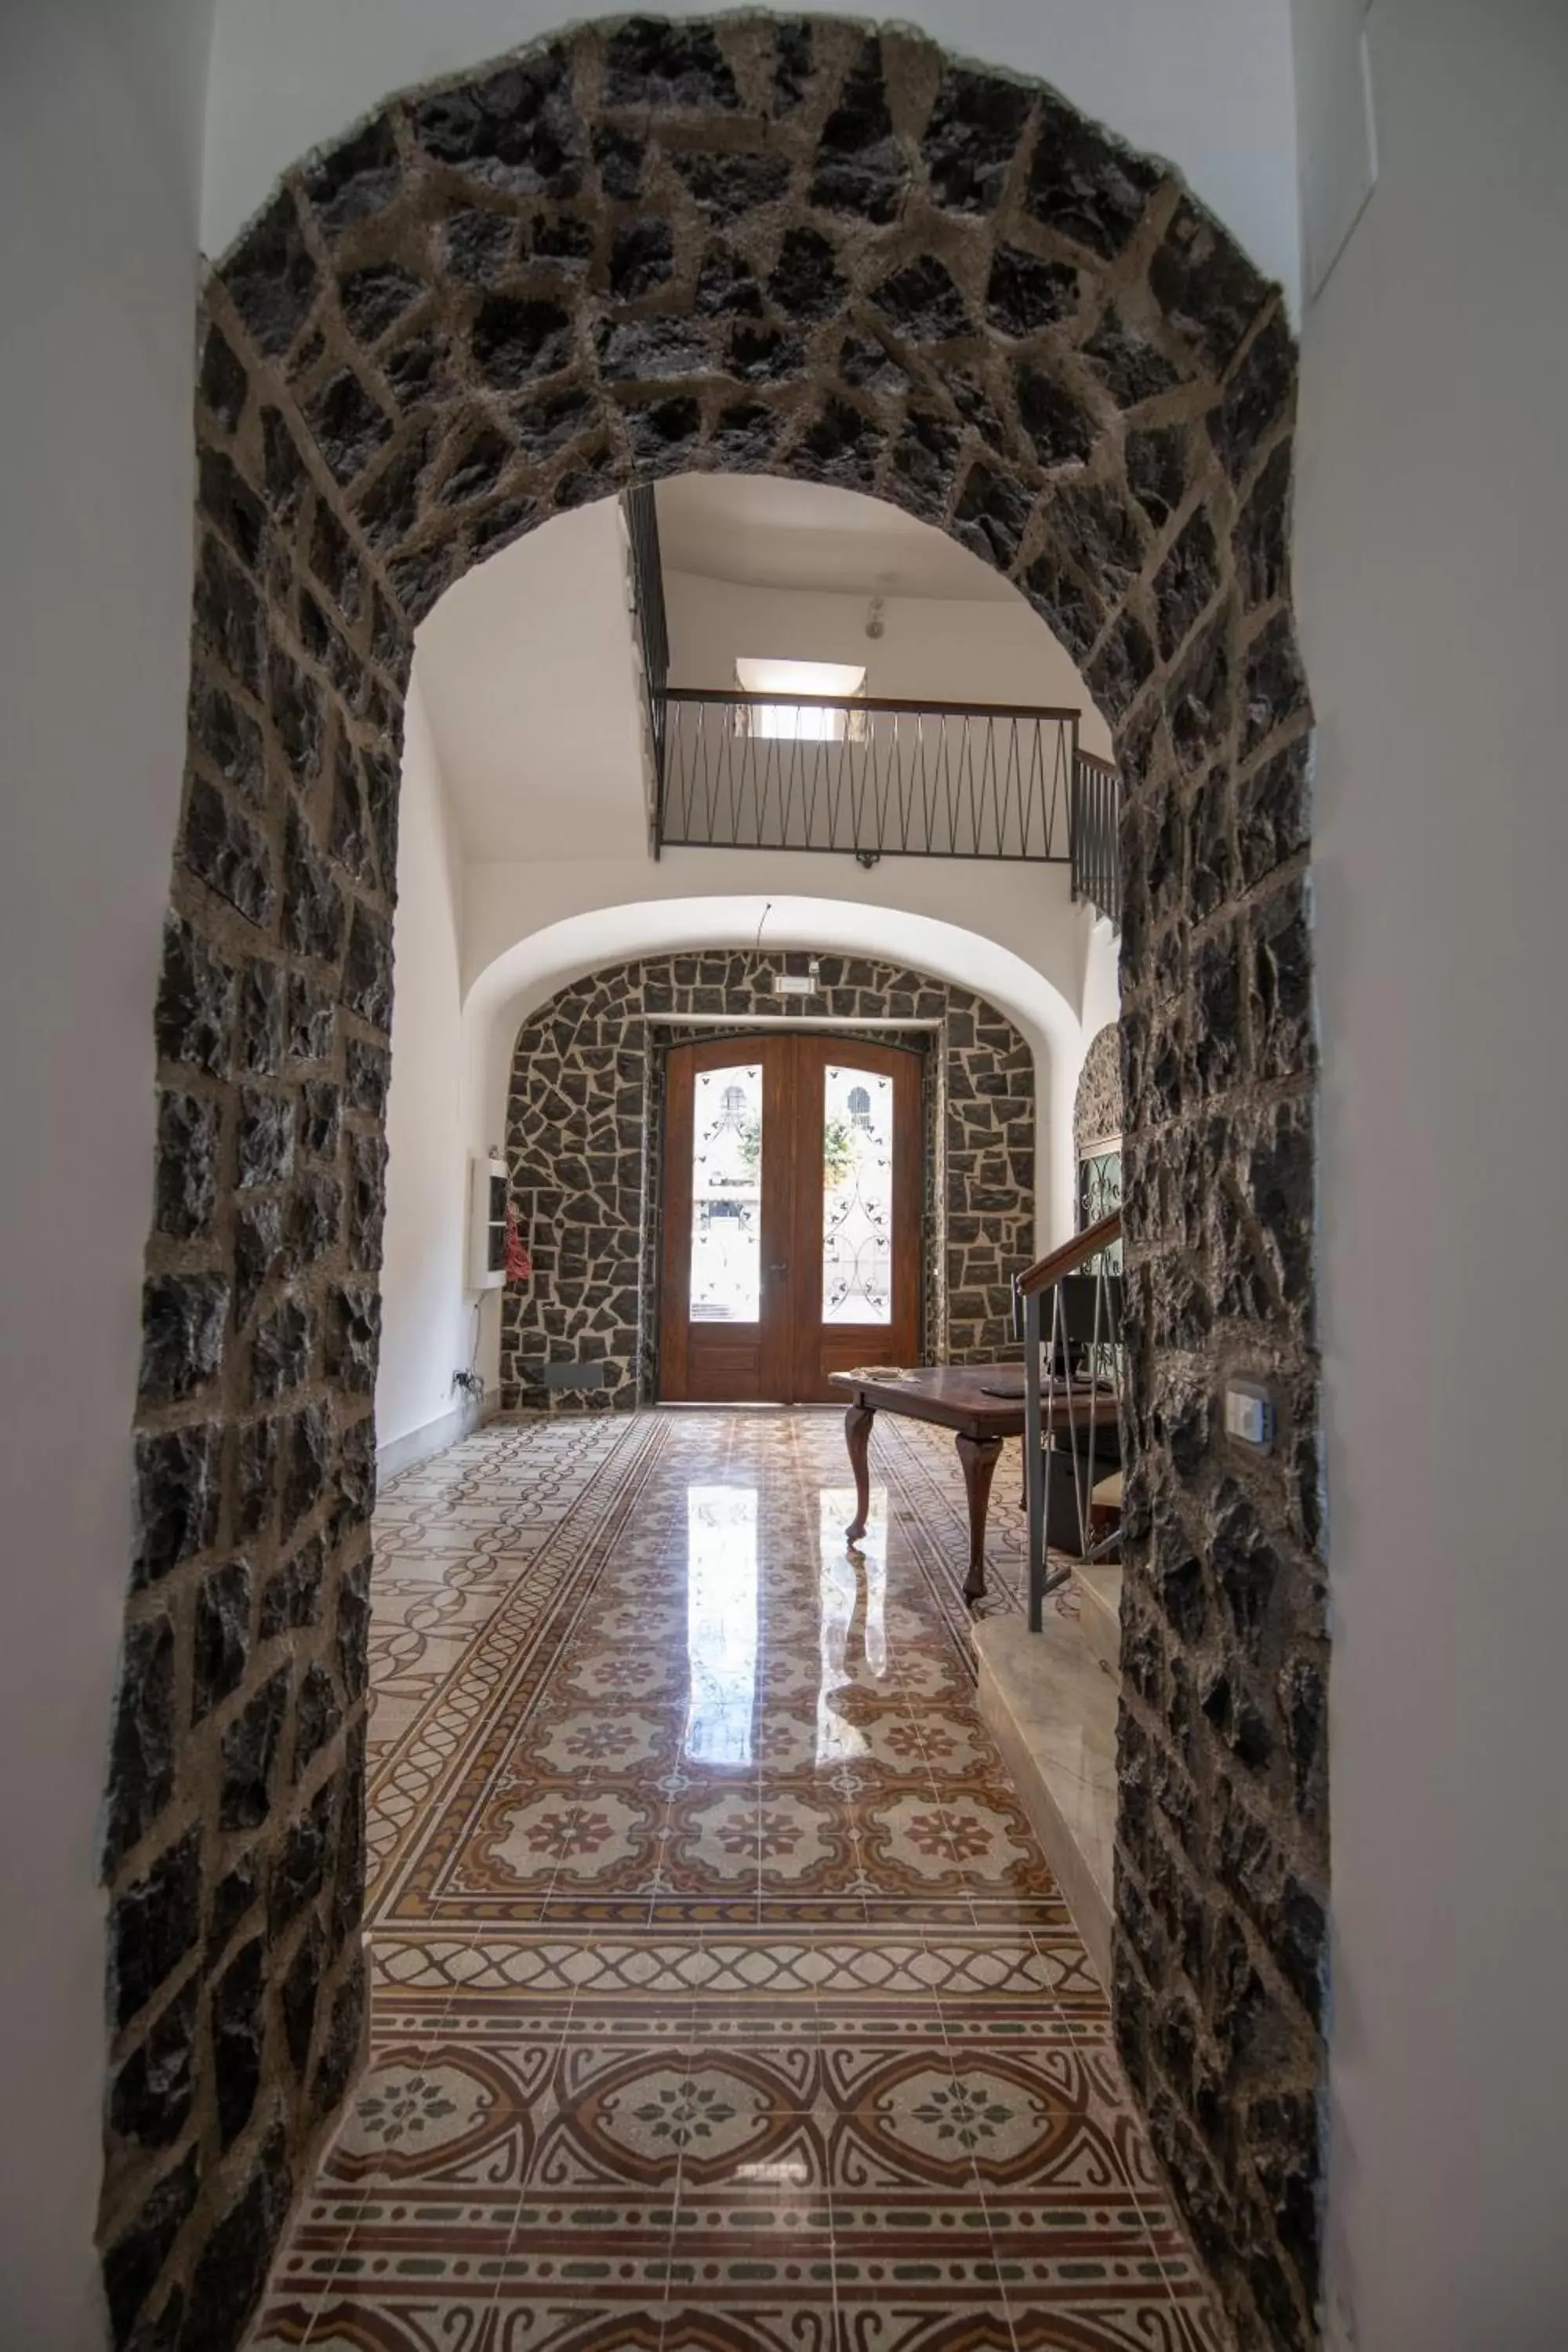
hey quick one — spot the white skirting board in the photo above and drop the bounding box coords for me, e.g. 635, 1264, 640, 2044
376, 1395, 495, 1481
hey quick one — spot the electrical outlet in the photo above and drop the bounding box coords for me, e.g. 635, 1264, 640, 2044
1224, 1381, 1275, 1451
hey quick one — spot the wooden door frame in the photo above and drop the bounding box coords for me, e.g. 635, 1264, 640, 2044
786, 1035, 924, 1403
658, 1031, 925, 1405
660, 1034, 795, 1403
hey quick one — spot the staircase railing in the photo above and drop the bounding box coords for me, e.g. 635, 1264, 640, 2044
655, 691, 1080, 865
1071, 748, 1121, 927
1016, 1208, 1125, 1631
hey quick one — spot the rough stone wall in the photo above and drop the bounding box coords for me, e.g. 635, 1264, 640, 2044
501, 949, 1033, 1411
106, 17, 1323, 2350
1075, 1019, 1124, 1154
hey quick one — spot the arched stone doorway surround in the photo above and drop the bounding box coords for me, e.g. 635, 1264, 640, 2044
105, 20, 1323, 2350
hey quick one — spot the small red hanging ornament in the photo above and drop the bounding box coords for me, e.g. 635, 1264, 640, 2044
504, 1200, 532, 1283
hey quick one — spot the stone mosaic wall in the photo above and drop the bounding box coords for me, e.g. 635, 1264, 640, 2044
108, 17, 1323, 2349
500, 950, 1033, 1412
1075, 1019, 1124, 1154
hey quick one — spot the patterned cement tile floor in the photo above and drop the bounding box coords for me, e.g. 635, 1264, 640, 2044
248, 1409, 1224, 2352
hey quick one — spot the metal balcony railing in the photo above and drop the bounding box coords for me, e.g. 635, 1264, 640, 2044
655, 691, 1080, 866
619, 489, 1123, 920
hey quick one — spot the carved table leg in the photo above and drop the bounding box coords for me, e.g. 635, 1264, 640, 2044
956, 1432, 1004, 1602
844, 1405, 875, 1544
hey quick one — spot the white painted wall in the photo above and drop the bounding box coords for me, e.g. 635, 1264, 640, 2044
0, 0, 215, 2335
1295, 2, 1568, 2343
200, 0, 1300, 296
376, 677, 481, 1454
666, 570, 1116, 761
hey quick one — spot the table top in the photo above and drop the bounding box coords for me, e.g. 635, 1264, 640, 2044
829, 1363, 1121, 1438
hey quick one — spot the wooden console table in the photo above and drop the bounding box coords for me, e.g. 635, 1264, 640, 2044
829, 1364, 1120, 1603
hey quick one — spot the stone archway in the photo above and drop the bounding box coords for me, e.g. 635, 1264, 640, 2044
104, 20, 1322, 2350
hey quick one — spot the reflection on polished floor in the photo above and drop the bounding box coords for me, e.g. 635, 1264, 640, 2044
249, 1410, 1222, 2352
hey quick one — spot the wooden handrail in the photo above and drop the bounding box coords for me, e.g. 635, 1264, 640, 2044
1017, 1210, 1123, 1299
662, 687, 1083, 724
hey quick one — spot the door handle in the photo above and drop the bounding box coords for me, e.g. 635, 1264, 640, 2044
768, 1261, 789, 1277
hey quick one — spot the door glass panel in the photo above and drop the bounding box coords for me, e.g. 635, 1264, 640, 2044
690, 1064, 763, 1322
822, 1065, 894, 1324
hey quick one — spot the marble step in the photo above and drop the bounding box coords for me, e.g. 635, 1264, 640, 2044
972, 1604, 1119, 1988
1071, 1562, 1123, 1675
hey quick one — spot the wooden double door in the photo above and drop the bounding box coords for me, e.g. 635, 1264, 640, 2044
660, 1033, 923, 1404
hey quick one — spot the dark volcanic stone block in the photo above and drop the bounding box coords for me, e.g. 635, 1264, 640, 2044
237, 1089, 295, 1189
199, 322, 249, 430
471, 292, 573, 388
922, 67, 1032, 214
192, 1559, 252, 1722
344, 1038, 391, 1117
1084, 307, 1183, 407
337, 1555, 372, 1702
102, 2143, 199, 2347
283, 806, 346, 966
795, 397, 884, 491
673, 149, 792, 220
155, 913, 235, 1077
1014, 364, 1094, 466
307, 368, 394, 488
132, 1423, 222, 1588
154, 1091, 220, 1241
283, 1400, 333, 1534
181, 776, 274, 927
341, 903, 394, 1031
604, 19, 738, 110
271, 1778, 337, 1933
593, 125, 644, 201
234, 1199, 283, 1330
189, 672, 264, 809
953, 461, 1033, 568
198, 448, 267, 575
768, 226, 845, 323
111, 1827, 202, 2030
285, 1174, 342, 1280
303, 117, 402, 238
1151, 197, 1271, 374
1024, 93, 1161, 257
339, 262, 424, 346
103, 1612, 177, 1870
296, 1661, 343, 1770
299, 1079, 343, 1162
268, 648, 325, 784
414, 53, 583, 195
180, 2120, 292, 2352
220, 1667, 289, 1831
1125, 423, 1188, 527
811, 38, 906, 223
347, 1131, 389, 1271
312, 1945, 368, 2125
212, 1934, 265, 2147
1154, 508, 1221, 658
226, 189, 318, 358
251, 1297, 314, 1403
326, 1283, 381, 1392
985, 245, 1079, 339
870, 254, 971, 342
109, 1973, 197, 2150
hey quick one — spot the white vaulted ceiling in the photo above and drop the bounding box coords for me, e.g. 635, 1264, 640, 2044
655, 474, 1019, 603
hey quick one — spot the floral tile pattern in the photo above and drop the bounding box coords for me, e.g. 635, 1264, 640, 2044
246, 1410, 1225, 2352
